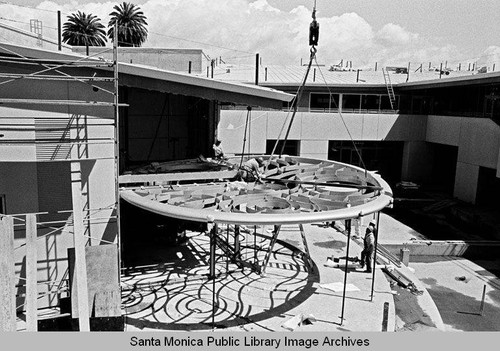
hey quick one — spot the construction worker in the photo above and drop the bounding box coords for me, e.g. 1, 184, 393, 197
360, 221, 376, 273
212, 139, 226, 161
238, 157, 264, 182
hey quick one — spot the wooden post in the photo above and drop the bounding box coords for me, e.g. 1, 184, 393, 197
382, 302, 389, 331
0, 216, 16, 331
26, 214, 38, 331
479, 284, 486, 316
71, 162, 90, 331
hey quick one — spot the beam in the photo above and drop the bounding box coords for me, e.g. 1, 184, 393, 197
0, 216, 16, 331
25, 214, 38, 331
70, 162, 90, 331
119, 170, 238, 185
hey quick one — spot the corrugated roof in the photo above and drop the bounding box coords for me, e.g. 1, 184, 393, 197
213, 63, 498, 88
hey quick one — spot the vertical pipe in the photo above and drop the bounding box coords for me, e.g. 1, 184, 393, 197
57, 11, 62, 51
188, 61, 192, 74
255, 53, 260, 85
340, 219, 352, 325
370, 212, 381, 301
226, 225, 229, 271
493, 64, 496, 71
210, 223, 217, 329
113, 22, 123, 294
406, 62, 410, 82
459, 63, 461, 71
211, 60, 214, 78
313, 68, 316, 82
265, 67, 268, 81
207, 66, 209, 77
356, 69, 360, 83
468, 63, 471, 71
375, 62, 378, 71
439, 63, 443, 79
429, 62, 431, 70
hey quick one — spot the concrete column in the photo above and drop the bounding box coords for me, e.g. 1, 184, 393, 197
454, 162, 480, 204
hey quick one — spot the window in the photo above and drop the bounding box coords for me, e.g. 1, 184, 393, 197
341, 94, 361, 111
360, 95, 380, 112
266, 140, 300, 156
310, 93, 340, 111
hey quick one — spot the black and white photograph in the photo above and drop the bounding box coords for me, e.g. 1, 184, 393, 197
0, 0, 499, 349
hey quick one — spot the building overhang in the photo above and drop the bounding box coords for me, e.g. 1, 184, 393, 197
397, 71, 500, 91
0, 42, 294, 109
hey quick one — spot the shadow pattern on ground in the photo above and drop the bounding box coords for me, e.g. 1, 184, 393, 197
121, 233, 319, 331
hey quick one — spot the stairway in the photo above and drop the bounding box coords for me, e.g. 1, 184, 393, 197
382, 68, 396, 110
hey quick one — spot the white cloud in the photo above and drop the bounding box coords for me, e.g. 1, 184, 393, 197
0, 0, 497, 68
376, 23, 418, 46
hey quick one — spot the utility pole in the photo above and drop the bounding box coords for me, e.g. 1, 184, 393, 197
57, 11, 61, 51
255, 53, 260, 85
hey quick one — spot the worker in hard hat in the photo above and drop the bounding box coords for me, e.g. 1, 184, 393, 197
238, 157, 264, 182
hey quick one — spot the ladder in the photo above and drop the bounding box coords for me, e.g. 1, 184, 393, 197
382, 68, 396, 110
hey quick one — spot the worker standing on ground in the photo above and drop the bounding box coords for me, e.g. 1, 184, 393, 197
360, 221, 376, 273
238, 157, 264, 182
213, 139, 226, 161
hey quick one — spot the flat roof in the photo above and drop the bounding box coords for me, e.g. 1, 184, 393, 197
0, 42, 293, 108
215, 63, 500, 90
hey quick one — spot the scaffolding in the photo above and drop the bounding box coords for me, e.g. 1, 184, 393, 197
0, 26, 122, 332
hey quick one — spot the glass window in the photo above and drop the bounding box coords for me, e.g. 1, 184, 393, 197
361, 95, 380, 111
341, 94, 361, 111
310, 93, 339, 111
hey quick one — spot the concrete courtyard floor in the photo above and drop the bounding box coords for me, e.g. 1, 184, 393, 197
121, 209, 500, 332
122, 222, 398, 332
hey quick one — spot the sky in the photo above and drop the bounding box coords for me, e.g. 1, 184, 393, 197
1, 0, 499, 68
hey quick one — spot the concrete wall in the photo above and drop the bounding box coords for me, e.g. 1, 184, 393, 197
219, 110, 427, 155
72, 47, 205, 73
426, 115, 500, 203
401, 141, 434, 183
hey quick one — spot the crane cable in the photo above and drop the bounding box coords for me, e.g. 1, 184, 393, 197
268, 0, 319, 162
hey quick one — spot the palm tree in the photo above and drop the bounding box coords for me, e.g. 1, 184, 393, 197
62, 11, 107, 55
108, 2, 148, 47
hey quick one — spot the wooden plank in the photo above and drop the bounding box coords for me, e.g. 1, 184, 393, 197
0, 216, 16, 331
118, 170, 238, 184
25, 214, 38, 332
70, 161, 90, 331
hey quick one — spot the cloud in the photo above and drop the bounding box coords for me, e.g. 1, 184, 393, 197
376, 23, 418, 46
0, 0, 497, 69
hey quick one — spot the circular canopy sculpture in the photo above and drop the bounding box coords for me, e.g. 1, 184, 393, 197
120, 156, 393, 225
